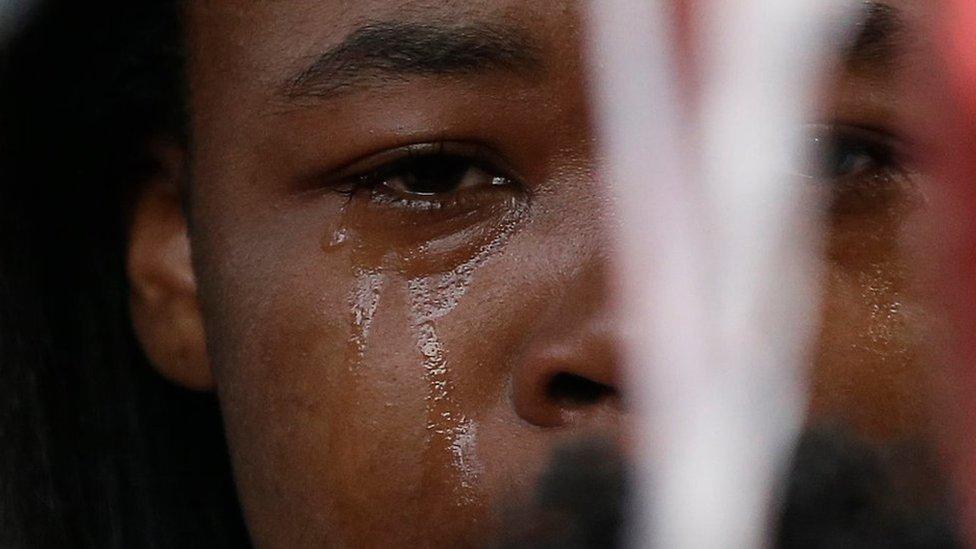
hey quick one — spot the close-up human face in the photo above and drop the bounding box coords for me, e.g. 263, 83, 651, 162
163, 0, 938, 546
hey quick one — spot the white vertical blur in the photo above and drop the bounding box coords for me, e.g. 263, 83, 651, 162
587, 0, 855, 547
689, 1, 853, 546
586, 0, 713, 545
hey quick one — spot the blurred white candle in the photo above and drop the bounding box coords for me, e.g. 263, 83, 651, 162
587, 0, 855, 547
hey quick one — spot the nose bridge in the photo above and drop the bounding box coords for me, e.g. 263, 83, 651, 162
564, 211, 620, 339
555, 187, 618, 320
510, 236, 624, 429
555, 248, 620, 371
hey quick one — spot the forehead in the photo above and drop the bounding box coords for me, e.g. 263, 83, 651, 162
185, 0, 925, 48
188, 0, 568, 32
185, 1, 581, 121
184, 0, 925, 95
186, 0, 576, 73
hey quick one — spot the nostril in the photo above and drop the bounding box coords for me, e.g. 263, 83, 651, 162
546, 372, 617, 408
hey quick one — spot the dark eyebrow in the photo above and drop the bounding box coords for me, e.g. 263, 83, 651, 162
280, 20, 542, 101
843, 1, 907, 72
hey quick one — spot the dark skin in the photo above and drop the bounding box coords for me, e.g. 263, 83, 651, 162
809, 0, 938, 444
126, 0, 938, 546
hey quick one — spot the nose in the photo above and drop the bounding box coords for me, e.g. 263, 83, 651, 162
511, 263, 623, 429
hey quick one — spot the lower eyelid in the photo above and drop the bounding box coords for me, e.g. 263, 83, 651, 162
826, 166, 924, 216
364, 185, 510, 216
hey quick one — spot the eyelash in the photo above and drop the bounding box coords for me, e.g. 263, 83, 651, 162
327, 127, 907, 213
805, 123, 906, 182
332, 143, 522, 210
802, 123, 924, 216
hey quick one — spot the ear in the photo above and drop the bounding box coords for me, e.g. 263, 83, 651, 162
127, 143, 214, 391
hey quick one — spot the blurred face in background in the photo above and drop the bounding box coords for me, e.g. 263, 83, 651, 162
127, 0, 946, 545
808, 0, 939, 444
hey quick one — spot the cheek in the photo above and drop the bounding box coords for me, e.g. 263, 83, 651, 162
809, 212, 935, 443
191, 179, 602, 545
189, 212, 524, 546
194, 220, 438, 545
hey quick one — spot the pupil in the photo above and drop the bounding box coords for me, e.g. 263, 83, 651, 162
400, 156, 471, 195
823, 136, 880, 179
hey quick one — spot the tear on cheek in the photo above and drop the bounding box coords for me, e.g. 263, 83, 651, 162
319, 189, 530, 516
321, 194, 530, 278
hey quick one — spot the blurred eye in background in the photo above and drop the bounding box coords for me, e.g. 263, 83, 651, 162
801, 124, 919, 216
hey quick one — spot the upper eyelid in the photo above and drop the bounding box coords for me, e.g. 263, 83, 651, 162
290, 140, 529, 204
360, 152, 496, 184
805, 122, 909, 169
330, 141, 524, 191
793, 123, 906, 182
806, 122, 907, 157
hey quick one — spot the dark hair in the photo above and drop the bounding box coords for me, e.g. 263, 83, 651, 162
0, 1, 248, 547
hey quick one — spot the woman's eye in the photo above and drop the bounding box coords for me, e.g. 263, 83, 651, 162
365, 155, 512, 197
800, 124, 921, 217
821, 137, 879, 179
803, 124, 900, 181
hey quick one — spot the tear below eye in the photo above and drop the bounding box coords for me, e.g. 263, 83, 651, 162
379, 156, 510, 196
